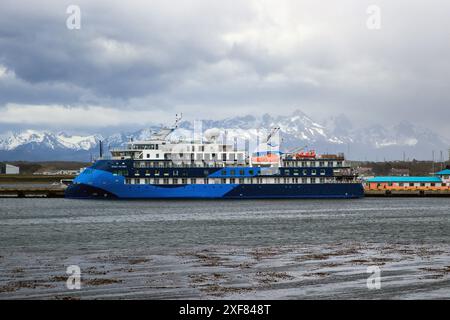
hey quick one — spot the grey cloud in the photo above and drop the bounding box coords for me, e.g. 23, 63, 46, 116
0, 0, 449, 137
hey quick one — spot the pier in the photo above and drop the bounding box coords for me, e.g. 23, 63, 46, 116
0, 186, 66, 198
364, 189, 450, 197
2, 185, 450, 198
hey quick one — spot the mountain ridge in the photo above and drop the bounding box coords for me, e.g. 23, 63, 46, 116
0, 110, 448, 161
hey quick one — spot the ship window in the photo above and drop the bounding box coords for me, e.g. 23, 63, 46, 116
230, 178, 236, 184
284, 170, 290, 175
204, 178, 209, 184
155, 154, 159, 158
239, 178, 245, 184
221, 170, 227, 175
230, 169, 235, 176
191, 178, 196, 184
145, 178, 150, 184
146, 154, 150, 158
311, 169, 317, 175
311, 178, 316, 183
302, 161, 307, 167
248, 170, 254, 175
182, 178, 187, 184
221, 178, 227, 184
173, 170, 179, 176
239, 169, 244, 175
173, 178, 178, 184
154, 178, 160, 184
163, 178, 169, 184
155, 170, 160, 176
320, 169, 326, 175
125, 178, 131, 184
150, 144, 155, 150
302, 178, 307, 183
319, 161, 325, 167
212, 153, 216, 158
328, 162, 333, 167
320, 178, 325, 183
302, 169, 307, 175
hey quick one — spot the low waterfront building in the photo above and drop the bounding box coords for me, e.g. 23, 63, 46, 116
435, 169, 450, 183
0, 163, 20, 174
365, 173, 448, 191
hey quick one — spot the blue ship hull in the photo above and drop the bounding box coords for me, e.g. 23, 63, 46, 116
65, 168, 364, 199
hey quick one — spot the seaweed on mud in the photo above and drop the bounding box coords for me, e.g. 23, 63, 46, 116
256, 271, 294, 284
189, 273, 228, 285
200, 284, 253, 297
303, 272, 330, 278
296, 253, 330, 261
54, 295, 81, 300
128, 257, 150, 265
84, 278, 122, 286
250, 248, 279, 261
0, 280, 55, 292
49, 275, 68, 282
192, 252, 228, 267
85, 267, 107, 275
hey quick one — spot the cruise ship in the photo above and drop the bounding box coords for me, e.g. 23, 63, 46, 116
65, 117, 364, 199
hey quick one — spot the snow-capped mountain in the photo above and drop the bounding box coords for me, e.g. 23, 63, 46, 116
0, 130, 101, 151
0, 111, 448, 161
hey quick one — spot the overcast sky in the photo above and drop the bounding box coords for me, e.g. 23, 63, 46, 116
0, 0, 449, 135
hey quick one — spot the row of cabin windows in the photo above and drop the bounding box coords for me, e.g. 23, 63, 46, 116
133, 161, 250, 168
144, 153, 244, 160
124, 177, 331, 185
116, 169, 330, 177
132, 144, 159, 150
284, 169, 327, 176
385, 182, 447, 187
283, 161, 342, 167
220, 169, 254, 176
116, 169, 328, 177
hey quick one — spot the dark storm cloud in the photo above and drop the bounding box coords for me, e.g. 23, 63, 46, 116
0, 0, 450, 136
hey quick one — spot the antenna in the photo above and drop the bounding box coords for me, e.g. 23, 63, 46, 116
174, 113, 183, 128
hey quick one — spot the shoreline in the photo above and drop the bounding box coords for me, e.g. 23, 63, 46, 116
1, 242, 449, 300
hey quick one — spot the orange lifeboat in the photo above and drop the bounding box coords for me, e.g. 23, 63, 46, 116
295, 150, 316, 159
252, 153, 280, 163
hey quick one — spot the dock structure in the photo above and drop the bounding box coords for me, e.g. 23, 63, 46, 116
365, 189, 450, 197
0, 186, 66, 198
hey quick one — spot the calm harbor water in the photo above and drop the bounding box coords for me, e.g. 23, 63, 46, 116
1, 197, 449, 299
